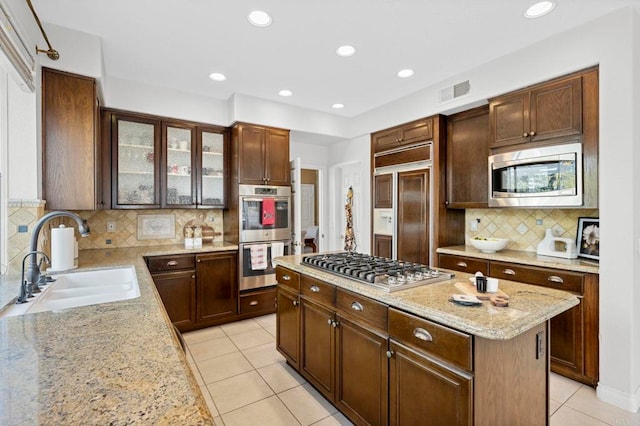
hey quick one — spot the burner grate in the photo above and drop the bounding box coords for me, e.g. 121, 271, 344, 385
301, 252, 454, 292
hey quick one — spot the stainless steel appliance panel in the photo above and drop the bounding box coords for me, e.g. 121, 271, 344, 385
239, 185, 291, 242
239, 240, 291, 291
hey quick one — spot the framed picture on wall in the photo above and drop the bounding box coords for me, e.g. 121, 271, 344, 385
577, 217, 599, 261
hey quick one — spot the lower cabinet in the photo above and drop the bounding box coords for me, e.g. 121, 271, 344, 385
152, 270, 196, 330
388, 340, 472, 426
300, 297, 336, 399
196, 251, 237, 324
373, 234, 393, 259
147, 250, 241, 332
276, 287, 300, 369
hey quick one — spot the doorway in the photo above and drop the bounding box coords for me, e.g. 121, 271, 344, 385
301, 169, 319, 253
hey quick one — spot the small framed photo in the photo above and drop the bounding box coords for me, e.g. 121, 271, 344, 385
577, 217, 599, 261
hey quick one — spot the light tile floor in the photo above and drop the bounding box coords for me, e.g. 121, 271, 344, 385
184, 314, 640, 425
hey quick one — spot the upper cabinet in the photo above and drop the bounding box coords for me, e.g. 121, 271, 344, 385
233, 123, 290, 186
489, 75, 583, 149
445, 105, 490, 209
42, 68, 102, 210
372, 117, 433, 153
103, 109, 228, 209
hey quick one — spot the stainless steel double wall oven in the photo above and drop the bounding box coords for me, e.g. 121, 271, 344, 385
237, 185, 291, 291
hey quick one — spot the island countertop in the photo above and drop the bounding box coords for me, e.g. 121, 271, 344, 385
274, 254, 579, 340
0, 243, 237, 425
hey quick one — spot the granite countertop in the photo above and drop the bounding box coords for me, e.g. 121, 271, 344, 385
0, 242, 237, 425
274, 254, 579, 341
437, 245, 600, 274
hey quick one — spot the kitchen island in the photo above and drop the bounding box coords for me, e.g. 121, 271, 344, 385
0, 243, 236, 425
274, 254, 579, 425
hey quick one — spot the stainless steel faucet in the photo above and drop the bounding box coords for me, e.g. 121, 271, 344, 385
19, 211, 91, 302
17, 251, 50, 304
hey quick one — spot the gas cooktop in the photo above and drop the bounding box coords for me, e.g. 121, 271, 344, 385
301, 252, 454, 292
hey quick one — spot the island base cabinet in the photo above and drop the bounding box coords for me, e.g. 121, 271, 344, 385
336, 316, 389, 426
474, 322, 548, 425
389, 340, 472, 426
300, 298, 335, 400
276, 288, 300, 370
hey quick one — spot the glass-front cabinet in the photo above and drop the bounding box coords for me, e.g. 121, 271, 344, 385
198, 128, 227, 208
112, 114, 161, 208
163, 122, 196, 208
108, 109, 228, 209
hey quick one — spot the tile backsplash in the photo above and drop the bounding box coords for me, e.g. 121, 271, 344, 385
465, 208, 599, 252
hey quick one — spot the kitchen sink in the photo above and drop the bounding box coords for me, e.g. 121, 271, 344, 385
1, 266, 140, 317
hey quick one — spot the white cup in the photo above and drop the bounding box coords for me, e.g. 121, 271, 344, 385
487, 277, 499, 293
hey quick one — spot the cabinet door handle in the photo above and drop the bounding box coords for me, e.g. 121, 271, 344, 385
529, 131, 536, 137
282, 274, 291, 281
191, 275, 195, 279
310, 285, 320, 293
292, 299, 299, 307
197, 259, 201, 263
331, 320, 339, 328
547, 275, 564, 284
413, 328, 433, 342
456, 261, 468, 268
386, 350, 394, 358
523, 132, 529, 138
166, 260, 178, 266
503, 268, 516, 276
327, 318, 333, 325
249, 300, 259, 306
351, 301, 364, 311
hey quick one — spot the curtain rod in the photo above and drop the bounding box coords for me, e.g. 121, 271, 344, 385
25, 0, 59, 60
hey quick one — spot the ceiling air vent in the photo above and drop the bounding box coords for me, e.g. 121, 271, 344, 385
439, 80, 470, 103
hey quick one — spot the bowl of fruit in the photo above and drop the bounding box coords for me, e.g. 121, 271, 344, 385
470, 237, 509, 253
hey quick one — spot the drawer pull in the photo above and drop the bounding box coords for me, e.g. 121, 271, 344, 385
292, 300, 299, 307
351, 302, 364, 311
456, 261, 468, 268
548, 275, 564, 284
413, 328, 433, 342
249, 300, 259, 306
166, 260, 178, 266
503, 268, 516, 276
282, 274, 291, 281
310, 285, 320, 293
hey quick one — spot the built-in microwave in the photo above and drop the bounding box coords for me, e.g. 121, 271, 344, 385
488, 142, 583, 207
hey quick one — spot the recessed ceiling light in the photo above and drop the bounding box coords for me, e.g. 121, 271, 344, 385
524, 1, 555, 18
396, 69, 415, 78
332, 103, 345, 109
209, 72, 226, 81
336, 45, 357, 57
248, 10, 272, 27
278, 89, 293, 97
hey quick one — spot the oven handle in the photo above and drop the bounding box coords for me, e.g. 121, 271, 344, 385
241, 197, 291, 203
242, 241, 291, 248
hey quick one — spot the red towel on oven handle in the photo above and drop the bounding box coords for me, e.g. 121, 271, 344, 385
262, 198, 275, 225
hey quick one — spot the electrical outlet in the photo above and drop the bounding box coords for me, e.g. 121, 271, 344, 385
536, 219, 543, 225
105, 239, 112, 245
17, 225, 28, 233
107, 221, 116, 233
470, 220, 478, 232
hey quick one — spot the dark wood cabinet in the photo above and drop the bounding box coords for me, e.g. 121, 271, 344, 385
336, 315, 389, 426
42, 68, 102, 210
196, 251, 238, 324
103, 108, 228, 209
489, 75, 582, 149
147, 251, 239, 332
276, 287, 300, 369
373, 234, 393, 259
389, 340, 472, 426
233, 123, 290, 186
300, 297, 335, 400
374, 174, 393, 208
397, 169, 429, 264
372, 117, 433, 153
147, 254, 197, 332
152, 270, 197, 330
439, 252, 598, 385
445, 105, 490, 208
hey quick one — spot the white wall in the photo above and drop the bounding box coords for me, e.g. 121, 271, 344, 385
7, 77, 37, 199
39, 23, 103, 80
